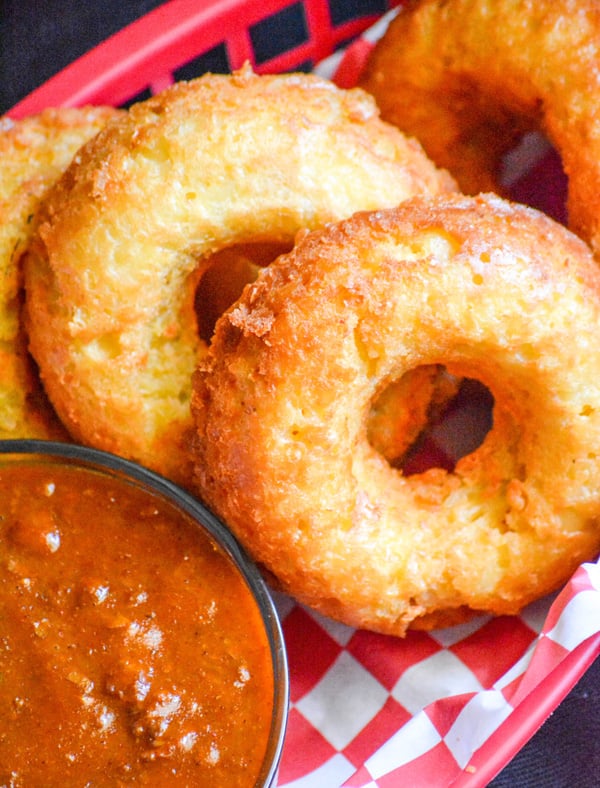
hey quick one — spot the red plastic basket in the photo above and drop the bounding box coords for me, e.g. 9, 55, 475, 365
7, 2, 600, 787
9, 0, 401, 118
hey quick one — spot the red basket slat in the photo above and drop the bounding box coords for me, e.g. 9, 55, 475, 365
9, 0, 401, 118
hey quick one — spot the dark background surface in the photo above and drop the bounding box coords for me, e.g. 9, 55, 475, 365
2, 1, 599, 785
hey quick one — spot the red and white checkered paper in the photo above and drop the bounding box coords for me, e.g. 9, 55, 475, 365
274, 561, 600, 787
270, 11, 600, 787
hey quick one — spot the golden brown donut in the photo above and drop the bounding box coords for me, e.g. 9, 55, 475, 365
0, 106, 120, 439
360, 0, 600, 254
24, 67, 455, 486
192, 193, 600, 636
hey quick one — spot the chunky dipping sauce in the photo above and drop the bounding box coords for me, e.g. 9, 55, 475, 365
0, 456, 278, 786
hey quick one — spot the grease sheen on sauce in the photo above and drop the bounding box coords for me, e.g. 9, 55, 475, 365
0, 461, 274, 786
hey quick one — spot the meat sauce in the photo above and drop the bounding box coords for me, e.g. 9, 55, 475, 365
0, 460, 275, 786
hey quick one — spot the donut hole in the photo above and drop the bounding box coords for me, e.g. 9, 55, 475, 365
500, 131, 568, 225
367, 367, 494, 475
195, 240, 293, 342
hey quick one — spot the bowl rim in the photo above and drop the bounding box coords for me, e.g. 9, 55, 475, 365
0, 438, 289, 787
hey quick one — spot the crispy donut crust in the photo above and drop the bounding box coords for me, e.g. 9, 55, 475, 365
360, 0, 600, 254
0, 106, 119, 439
24, 68, 455, 486
192, 193, 600, 636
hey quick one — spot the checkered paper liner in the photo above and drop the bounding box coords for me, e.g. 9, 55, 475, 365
268, 11, 600, 788
273, 562, 600, 787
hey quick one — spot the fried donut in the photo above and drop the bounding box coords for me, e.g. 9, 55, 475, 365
192, 193, 600, 636
0, 106, 119, 439
24, 67, 455, 486
360, 0, 600, 254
